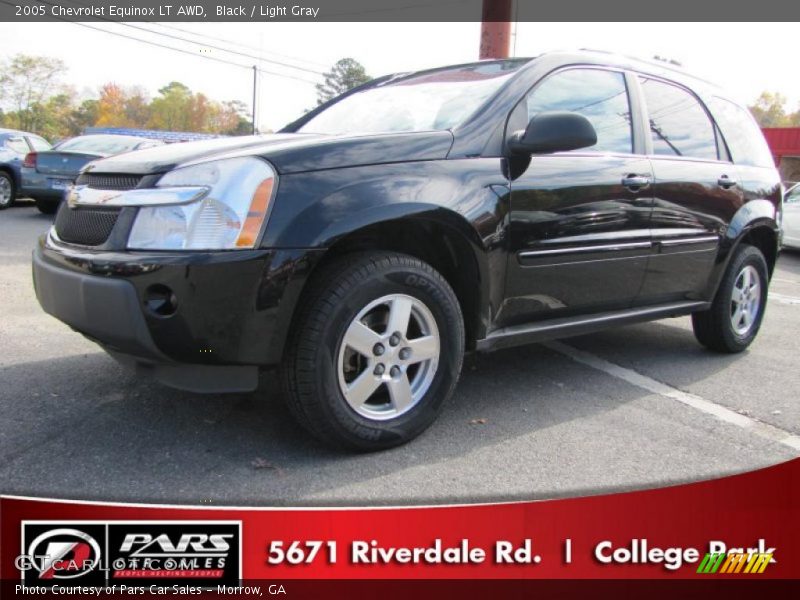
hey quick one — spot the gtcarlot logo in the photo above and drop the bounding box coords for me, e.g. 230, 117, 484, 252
17, 521, 241, 589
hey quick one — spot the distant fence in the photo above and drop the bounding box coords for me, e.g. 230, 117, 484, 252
83, 127, 227, 143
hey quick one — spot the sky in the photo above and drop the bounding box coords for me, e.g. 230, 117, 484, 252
0, 21, 797, 132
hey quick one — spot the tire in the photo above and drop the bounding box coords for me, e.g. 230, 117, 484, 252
692, 244, 769, 353
281, 251, 464, 451
35, 197, 59, 215
0, 171, 14, 210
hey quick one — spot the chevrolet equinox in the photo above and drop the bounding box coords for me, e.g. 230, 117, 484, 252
33, 51, 782, 450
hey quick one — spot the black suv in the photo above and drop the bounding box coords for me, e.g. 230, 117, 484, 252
33, 51, 782, 450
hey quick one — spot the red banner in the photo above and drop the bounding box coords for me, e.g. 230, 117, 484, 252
2, 458, 798, 596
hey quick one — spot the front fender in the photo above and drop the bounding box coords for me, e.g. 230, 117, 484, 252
262, 159, 510, 339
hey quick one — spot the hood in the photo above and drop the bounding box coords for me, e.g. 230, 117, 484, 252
84, 131, 454, 177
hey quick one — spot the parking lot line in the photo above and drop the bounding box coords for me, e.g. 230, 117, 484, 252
769, 292, 800, 305
545, 341, 800, 452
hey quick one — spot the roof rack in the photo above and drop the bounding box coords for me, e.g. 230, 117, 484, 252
547, 48, 719, 88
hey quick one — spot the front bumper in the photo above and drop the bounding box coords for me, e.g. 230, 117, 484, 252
33, 236, 324, 392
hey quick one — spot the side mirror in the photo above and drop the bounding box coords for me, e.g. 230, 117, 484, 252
508, 111, 597, 155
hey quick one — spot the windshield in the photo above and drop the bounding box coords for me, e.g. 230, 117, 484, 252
55, 135, 149, 155
298, 61, 526, 135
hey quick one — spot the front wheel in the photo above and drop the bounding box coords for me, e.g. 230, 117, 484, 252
692, 244, 769, 353
281, 252, 464, 451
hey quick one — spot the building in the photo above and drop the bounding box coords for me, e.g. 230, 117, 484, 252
761, 127, 800, 183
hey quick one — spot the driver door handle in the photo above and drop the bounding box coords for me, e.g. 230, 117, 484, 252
622, 175, 651, 191
718, 175, 738, 188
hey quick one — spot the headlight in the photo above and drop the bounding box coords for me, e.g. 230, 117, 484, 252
129, 157, 275, 250
68, 157, 276, 250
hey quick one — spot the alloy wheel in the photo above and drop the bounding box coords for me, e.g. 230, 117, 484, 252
337, 294, 440, 421
730, 265, 761, 336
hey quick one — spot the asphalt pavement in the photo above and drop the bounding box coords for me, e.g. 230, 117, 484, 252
1, 201, 798, 505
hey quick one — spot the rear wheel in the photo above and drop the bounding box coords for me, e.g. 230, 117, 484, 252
692, 244, 769, 353
35, 198, 59, 215
281, 252, 464, 451
0, 172, 14, 209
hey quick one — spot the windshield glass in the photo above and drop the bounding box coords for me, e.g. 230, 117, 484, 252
298, 61, 526, 135
55, 135, 148, 155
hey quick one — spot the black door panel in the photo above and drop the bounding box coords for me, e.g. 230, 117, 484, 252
502, 154, 653, 326
635, 77, 742, 304
638, 158, 741, 304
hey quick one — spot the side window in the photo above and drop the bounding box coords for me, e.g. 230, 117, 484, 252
640, 78, 718, 160
27, 136, 52, 151
5, 137, 29, 154
525, 69, 632, 154
706, 97, 774, 168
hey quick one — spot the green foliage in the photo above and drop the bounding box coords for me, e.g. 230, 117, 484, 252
749, 91, 800, 127
0, 54, 65, 133
0, 53, 253, 140
315, 58, 371, 106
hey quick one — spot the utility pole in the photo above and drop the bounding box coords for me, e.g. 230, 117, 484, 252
252, 65, 258, 135
479, 0, 513, 59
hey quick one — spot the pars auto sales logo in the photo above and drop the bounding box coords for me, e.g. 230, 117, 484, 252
16, 521, 241, 589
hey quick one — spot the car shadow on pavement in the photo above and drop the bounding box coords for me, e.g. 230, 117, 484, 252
1, 317, 770, 506
776, 249, 800, 277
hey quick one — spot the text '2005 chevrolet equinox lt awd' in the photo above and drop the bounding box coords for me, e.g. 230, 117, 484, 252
33, 51, 782, 450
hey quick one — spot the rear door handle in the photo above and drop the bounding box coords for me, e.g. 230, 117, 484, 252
622, 175, 651, 191
718, 175, 738, 188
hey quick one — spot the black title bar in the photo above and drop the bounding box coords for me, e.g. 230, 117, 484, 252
2, 0, 800, 22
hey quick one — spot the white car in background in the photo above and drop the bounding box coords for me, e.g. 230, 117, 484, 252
784, 183, 800, 249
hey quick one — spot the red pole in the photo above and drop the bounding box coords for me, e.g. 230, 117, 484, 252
479, 0, 513, 59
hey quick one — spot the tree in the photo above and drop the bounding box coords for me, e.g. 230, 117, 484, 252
188, 93, 213, 132
96, 83, 129, 127
0, 54, 66, 132
70, 99, 100, 136
148, 83, 253, 134
749, 92, 800, 127
219, 100, 252, 135
123, 87, 151, 128
204, 100, 251, 135
315, 58, 371, 106
148, 81, 194, 131
38, 92, 78, 141
0, 52, 257, 137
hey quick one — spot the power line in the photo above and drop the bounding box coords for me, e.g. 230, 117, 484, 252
68, 20, 319, 85
146, 22, 330, 70
48, 0, 325, 76
118, 20, 325, 75
50, 0, 327, 71
0, 0, 320, 86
